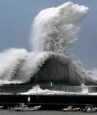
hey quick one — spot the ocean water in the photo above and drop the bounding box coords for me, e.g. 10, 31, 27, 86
0, 110, 96, 115
0, 2, 94, 86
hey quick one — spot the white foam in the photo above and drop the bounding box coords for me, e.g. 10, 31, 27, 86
32, 2, 88, 53
19, 85, 97, 95
0, 2, 96, 86
0, 48, 27, 81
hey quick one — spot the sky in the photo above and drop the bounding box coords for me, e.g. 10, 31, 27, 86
0, 0, 97, 70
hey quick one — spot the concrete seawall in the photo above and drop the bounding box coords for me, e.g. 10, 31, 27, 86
0, 94, 97, 105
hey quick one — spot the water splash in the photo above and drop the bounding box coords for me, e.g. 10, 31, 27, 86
81, 83, 89, 94
0, 2, 96, 86
32, 2, 88, 53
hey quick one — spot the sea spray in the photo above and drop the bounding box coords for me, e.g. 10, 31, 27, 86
32, 2, 88, 53
0, 49, 27, 81
17, 52, 53, 81
0, 2, 96, 85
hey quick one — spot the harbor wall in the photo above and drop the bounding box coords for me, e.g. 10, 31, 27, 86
0, 94, 97, 105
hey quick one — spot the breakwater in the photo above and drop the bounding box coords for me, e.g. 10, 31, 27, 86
0, 94, 97, 105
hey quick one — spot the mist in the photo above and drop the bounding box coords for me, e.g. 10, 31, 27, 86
0, 2, 96, 85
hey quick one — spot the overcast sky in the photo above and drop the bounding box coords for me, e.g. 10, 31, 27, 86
0, 0, 97, 70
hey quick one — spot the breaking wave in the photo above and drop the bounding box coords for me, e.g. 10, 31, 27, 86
32, 2, 88, 53
0, 2, 96, 85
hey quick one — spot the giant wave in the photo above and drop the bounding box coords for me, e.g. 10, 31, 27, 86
0, 2, 97, 86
